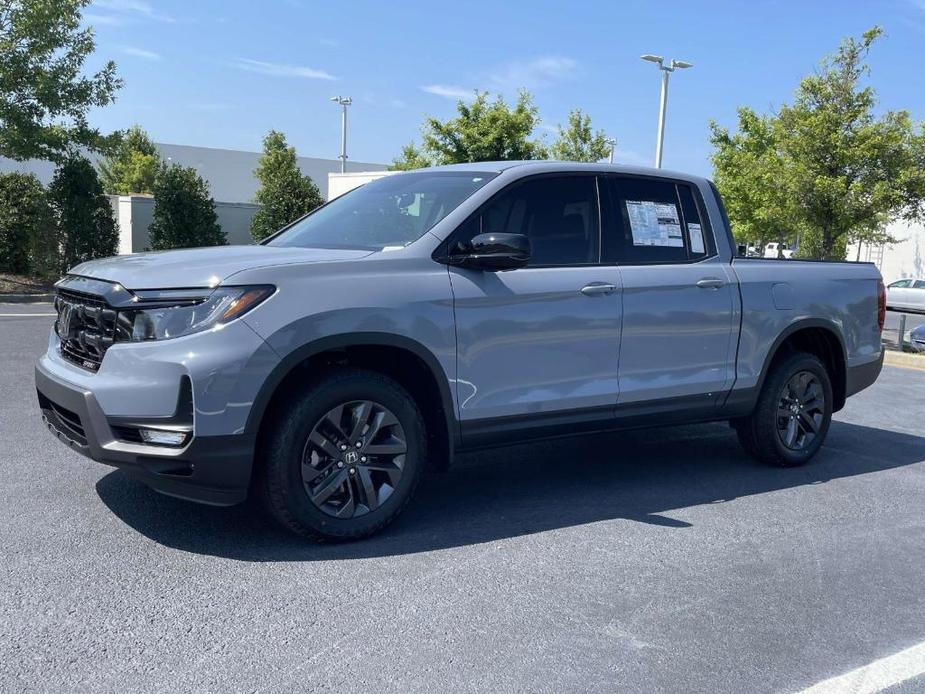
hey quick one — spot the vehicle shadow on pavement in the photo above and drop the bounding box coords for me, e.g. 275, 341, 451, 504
95, 420, 925, 561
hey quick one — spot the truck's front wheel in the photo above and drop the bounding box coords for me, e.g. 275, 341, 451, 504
735, 351, 833, 467
258, 368, 426, 541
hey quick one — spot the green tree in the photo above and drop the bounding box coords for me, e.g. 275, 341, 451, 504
48, 155, 118, 271
0, 172, 54, 275
250, 130, 323, 241
710, 27, 925, 259
418, 90, 547, 164
709, 109, 804, 251
98, 125, 160, 194
549, 109, 611, 162
149, 164, 226, 250
0, 0, 122, 162
390, 142, 431, 171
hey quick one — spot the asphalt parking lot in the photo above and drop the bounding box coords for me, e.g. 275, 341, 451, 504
2, 304, 925, 693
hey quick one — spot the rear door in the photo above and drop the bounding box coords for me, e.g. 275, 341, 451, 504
446, 174, 623, 426
602, 175, 737, 406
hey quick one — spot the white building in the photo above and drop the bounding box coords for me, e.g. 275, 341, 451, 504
850, 220, 925, 283
0, 143, 388, 253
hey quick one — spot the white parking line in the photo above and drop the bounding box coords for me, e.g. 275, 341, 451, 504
798, 641, 925, 693
0, 313, 55, 317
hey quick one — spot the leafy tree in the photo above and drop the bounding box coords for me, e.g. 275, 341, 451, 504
549, 109, 612, 162
250, 130, 323, 241
149, 164, 226, 250
48, 155, 118, 271
0, 172, 54, 275
98, 125, 160, 194
419, 90, 547, 164
0, 0, 122, 162
390, 142, 431, 171
710, 27, 925, 259
709, 109, 805, 251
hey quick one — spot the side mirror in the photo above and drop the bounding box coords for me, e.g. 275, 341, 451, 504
448, 233, 531, 270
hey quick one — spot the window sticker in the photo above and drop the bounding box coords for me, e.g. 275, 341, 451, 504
688, 222, 705, 254
626, 200, 684, 247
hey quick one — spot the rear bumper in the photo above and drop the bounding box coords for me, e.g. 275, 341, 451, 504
35, 362, 254, 506
845, 350, 884, 398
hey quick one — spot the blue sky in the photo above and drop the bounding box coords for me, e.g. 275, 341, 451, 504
83, 0, 925, 177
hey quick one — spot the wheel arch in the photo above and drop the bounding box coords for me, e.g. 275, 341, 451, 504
754, 319, 848, 412
246, 332, 458, 472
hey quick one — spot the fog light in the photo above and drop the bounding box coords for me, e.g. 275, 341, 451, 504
139, 428, 189, 447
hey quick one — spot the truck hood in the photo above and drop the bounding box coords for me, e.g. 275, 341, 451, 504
68, 245, 375, 289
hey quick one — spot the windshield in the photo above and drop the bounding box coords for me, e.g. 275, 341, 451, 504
266, 171, 498, 250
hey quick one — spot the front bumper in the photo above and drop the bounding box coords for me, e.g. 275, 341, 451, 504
36, 357, 255, 507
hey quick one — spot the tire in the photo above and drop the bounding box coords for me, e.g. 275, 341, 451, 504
735, 351, 833, 467
257, 368, 426, 541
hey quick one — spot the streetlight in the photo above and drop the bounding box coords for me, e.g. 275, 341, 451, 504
605, 138, 617, 164
640, 55, 693, 168
330, 95, 352, 173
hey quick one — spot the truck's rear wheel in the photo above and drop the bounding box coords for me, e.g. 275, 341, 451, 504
735, 351, 833, 467
258, 368, 426, 541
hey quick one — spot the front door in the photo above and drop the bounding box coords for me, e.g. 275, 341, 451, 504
447, 174, 623, 430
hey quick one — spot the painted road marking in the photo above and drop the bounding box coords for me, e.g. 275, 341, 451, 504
0, 313, 55, 317
798, 640, 925, 693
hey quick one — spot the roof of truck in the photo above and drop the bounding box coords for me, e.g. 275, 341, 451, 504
423, 160, 710, 186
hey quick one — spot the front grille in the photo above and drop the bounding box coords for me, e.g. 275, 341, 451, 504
54, 290, 121, 371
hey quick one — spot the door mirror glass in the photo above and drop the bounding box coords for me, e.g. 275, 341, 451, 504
449, 232, 531, 270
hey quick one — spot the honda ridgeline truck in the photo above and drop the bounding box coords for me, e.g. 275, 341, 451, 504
35, 162, 886, 541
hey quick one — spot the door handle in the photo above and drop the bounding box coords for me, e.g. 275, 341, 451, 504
580, 282, 617, 296
696, 277, 725, 289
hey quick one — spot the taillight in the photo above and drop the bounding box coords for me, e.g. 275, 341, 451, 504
877, 279, 886, 332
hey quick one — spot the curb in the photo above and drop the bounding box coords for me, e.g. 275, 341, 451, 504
0, 293, 54, 304
884, 350, 925, 371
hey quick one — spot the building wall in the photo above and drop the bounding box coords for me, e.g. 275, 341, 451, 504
850, 220, 925, 283
0, 143, 388, 202
327, 170, 394, 200
108, 195, 259, 253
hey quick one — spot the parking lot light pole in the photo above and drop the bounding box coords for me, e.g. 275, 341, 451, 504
606, 138, 616, 164
640, 55, 693, 168
330, 96, 352, 173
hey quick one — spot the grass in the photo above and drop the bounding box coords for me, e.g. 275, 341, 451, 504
0, 273, 54, 295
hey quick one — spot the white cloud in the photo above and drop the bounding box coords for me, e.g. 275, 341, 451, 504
92, 0, 175, 22
231, 58, 336, 80
488, 56, 578, 92
83, 12, 124, 26
122, 46, 161, 60
422, 55, 578, 102
420, 84, 474, 100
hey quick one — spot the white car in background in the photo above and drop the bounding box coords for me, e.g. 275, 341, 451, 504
764, 242, 795, 259
886, 278, 925, 312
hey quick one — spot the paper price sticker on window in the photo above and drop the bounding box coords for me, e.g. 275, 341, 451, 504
688, 223, 705, 254
626, 200, 684, 247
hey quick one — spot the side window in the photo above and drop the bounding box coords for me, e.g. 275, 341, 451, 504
453, 176, 600, 266
913, 280, 925, 289
604, 176, 712, 264
890, 280, 912, 288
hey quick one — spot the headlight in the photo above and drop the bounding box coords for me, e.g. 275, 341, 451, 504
118, 285, 275, 341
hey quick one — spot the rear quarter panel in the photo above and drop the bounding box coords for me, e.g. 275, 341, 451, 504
730, 259, 883, 391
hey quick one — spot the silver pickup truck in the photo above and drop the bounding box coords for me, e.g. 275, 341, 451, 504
35, 162, 886, 541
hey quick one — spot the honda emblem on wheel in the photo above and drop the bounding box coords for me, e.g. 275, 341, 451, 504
344, 450, 359, 465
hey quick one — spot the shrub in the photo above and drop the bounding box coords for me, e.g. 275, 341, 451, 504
250, 130, 323, 241
48, 155, 119, 271
0, 172, 55, 276
149, 164, 226, 250
98, 125, 160, 194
